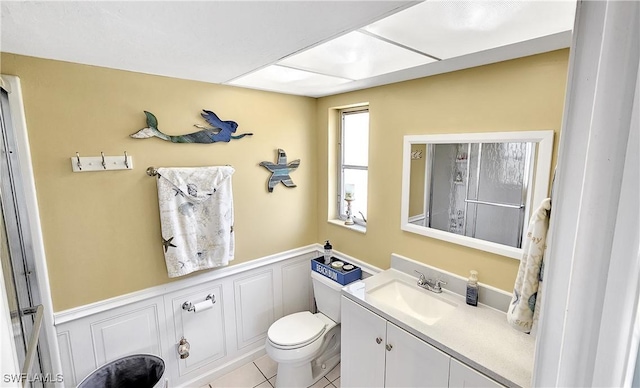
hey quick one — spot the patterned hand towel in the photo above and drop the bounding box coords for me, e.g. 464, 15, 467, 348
156, 166, 235, 278
507, 198, 551, 334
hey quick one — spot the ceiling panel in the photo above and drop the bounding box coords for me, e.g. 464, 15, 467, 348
229, 65, 352, 97
362, 0, 576, 59
278, 31, 436, 80
0, 1, 418, 83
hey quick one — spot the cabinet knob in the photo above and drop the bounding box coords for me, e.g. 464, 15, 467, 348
376, 337, 382, 344
385, 344, 393, 351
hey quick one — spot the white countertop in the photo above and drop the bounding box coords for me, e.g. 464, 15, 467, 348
341, 269, 535, 387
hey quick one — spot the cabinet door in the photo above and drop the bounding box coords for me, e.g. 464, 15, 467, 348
341, 297, 387, 388
385, 322, 450, 388
449, 358, 505, 388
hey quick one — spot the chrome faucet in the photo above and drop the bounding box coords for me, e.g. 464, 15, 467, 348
414, 270, 447, 293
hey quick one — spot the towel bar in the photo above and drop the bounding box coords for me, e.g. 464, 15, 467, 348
146, 166, 159, 176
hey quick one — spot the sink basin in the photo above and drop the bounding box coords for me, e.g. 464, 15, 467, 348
367, 280, 457, 325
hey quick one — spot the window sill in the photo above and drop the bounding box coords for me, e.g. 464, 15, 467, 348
328, 219, 366, 234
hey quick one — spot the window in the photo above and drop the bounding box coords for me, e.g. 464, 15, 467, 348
339, 108, 369, 226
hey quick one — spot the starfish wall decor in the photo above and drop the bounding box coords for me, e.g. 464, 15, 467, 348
259, 149, 300, 193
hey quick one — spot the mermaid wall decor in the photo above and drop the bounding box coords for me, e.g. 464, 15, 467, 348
131, 110, 253, 143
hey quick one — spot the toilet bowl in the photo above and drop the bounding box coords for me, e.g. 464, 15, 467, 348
265, 271, 344, 388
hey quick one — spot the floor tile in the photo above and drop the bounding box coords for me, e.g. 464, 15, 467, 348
254, 353, 279, 379
209, 362, 266, 388
254, 381, 272, 388
332, 377, 340, 387
325, 362, 340, 382
199, 385, 211, 388
308, 377, 331, 388
268, 375, 330, 388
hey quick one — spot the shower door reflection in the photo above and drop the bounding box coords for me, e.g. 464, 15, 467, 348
424, 142, 532, 249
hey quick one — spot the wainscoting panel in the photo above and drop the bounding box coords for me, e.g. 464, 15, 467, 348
90, 304, 162, 366
167, 282, 226, 377
56, 331, 77, 387
55, 295, 167, 383
234, 270, 275, 349
282, 259, 313, 316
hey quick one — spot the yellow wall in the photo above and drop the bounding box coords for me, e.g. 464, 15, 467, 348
316, 50, 568, 291
1, 49, 569, 310
1, 53, 318, 311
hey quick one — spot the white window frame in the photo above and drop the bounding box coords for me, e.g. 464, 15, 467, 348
338, 107, 369, 226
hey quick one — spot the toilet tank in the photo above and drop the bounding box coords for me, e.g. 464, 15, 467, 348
311, 271, 344, 323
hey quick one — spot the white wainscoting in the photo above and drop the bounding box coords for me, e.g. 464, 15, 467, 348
56, 331, 76, 386
282, 259, 315, 316
234, 270, 275, 350
166, 281, 226, 379
90, 304, 163, 366
56, 295, 168, 386
54, 246, 321, 387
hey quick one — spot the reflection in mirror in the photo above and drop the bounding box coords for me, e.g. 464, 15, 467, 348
401, 131, 554, 259
412, 142, 531, 247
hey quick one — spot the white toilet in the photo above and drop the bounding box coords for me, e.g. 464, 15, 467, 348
266, 271, 343, 388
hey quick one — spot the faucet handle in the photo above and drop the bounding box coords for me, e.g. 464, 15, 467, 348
414, 270, 427, 285
433, 279, 447, 291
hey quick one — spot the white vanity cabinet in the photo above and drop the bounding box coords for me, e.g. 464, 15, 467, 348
449, 359, 505, 388
385, 320, 451, 387
341, 295, 386, 387
341, 296, 450, 387
341, 296, 504, 388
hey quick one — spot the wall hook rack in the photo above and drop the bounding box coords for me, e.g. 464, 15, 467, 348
71, 151, 133, 172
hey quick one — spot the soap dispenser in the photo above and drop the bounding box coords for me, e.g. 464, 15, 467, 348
466, 270, 479, 306
323, 240, 333, 264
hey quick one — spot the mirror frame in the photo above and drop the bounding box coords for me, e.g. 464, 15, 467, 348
401, 130, 554, 260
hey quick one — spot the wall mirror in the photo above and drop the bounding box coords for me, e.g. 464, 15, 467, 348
401, 131, 554, 259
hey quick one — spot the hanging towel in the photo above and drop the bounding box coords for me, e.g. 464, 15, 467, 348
156, 166, 235, 278
507, 198, 551, 334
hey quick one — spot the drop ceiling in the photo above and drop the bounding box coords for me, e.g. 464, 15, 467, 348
0, 1, 576, 98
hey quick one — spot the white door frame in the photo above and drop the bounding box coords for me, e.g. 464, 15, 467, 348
533, 1, 640, 386
0, 75, 64, 387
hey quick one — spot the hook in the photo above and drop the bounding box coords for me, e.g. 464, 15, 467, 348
101, 152, 106, 169
76, 152, 82, 171
124, 151, 129, 169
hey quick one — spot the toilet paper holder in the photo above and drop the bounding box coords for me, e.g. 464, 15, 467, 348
182, 294, 215, 313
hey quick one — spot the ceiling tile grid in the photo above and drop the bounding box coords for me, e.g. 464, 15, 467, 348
1, 1, 576, 97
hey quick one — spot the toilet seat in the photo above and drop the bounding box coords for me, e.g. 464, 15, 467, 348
267, 311, 326, 349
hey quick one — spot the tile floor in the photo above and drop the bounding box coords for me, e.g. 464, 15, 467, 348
201, 354, 340, 388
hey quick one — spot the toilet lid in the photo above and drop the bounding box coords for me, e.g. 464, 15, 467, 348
268, 311, 326, 348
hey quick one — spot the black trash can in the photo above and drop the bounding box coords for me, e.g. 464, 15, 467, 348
77, 354, 165, 388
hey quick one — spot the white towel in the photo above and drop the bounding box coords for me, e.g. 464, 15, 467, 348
507, 198, 551, 334
156, 166, 235, 278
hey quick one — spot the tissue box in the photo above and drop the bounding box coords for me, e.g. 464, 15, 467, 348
311, 257, 362, 285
